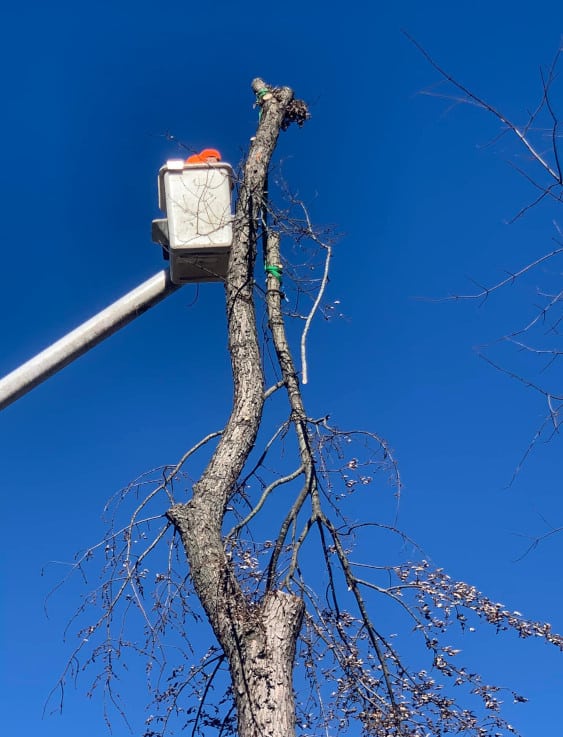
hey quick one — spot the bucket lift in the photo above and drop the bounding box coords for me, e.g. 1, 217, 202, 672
0, 149, 234, 410
152, 150, 234, 284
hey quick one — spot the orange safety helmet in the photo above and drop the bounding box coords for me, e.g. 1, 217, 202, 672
186, 148, 222, 164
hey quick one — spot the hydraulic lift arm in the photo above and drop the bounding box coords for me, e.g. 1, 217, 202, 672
0, 270, 180, 411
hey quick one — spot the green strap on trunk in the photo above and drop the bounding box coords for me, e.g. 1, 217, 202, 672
265, 264, 283, 283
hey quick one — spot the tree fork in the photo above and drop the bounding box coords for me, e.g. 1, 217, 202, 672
167, 79, 309, 737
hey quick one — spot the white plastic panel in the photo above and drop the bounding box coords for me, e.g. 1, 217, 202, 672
162, 162, 233, 250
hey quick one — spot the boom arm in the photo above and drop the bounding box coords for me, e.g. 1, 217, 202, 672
0, 270, 180, 411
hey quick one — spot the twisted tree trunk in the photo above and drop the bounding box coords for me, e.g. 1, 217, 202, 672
167, 79, 306, 737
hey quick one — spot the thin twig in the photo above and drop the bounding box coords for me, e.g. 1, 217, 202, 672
299, 203, 333, 385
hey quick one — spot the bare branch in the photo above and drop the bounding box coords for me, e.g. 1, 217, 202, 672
404, 32, 562, 183
298, 203, 333, 385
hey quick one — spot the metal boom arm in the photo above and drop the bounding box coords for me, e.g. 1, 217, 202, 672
0, 270, 180, 411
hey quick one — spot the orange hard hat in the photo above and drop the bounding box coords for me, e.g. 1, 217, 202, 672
199, 148, 221, 161
185, 148, 222, 164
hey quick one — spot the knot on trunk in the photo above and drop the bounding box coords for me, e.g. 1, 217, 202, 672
165, 502, 191, 529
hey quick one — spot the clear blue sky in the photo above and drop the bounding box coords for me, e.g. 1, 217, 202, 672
1, 1, 561, 735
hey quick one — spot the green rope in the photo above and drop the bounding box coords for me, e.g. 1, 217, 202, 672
265, 263, 283, 283
256, 88, 269, 121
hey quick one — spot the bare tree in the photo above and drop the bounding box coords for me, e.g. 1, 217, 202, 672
406, 34, 563, 477
49, 78, 562, 737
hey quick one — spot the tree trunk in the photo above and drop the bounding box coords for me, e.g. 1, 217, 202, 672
167, 80, 307, 737
231, 591, 304, 737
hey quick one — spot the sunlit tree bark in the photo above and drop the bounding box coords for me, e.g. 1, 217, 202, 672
167, 79, 307, 737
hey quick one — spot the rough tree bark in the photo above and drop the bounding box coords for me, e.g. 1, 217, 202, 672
167, 79, 307, 737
